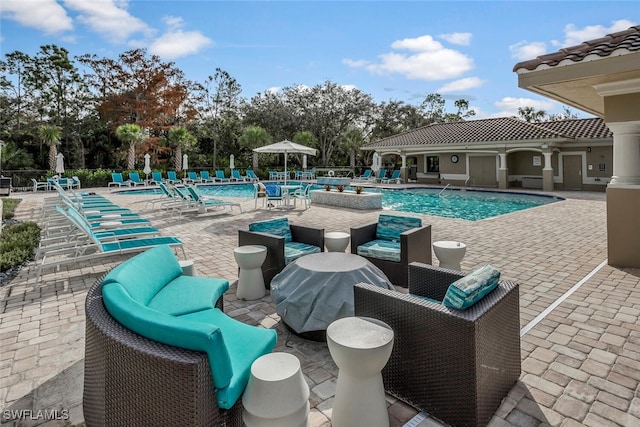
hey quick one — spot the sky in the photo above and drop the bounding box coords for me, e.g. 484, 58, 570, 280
0, 1, 637, 120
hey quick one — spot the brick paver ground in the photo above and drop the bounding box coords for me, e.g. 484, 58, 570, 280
1, 185, 639, 426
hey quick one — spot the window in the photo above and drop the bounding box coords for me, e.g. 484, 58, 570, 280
427, 156, 440, 173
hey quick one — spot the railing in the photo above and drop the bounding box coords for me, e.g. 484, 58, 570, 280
438, 183, 451, 197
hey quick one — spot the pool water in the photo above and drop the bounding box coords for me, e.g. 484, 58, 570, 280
121, 183, 561, 221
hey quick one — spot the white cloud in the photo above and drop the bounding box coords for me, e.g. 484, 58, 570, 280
149, 30, 212, 59
64, 0, 151, 43
438, 32, 472, 46
350, 34, 473, 81
494, 97, 557, 117
1, 0, 72, 34
265, 87, 281, 95
561, 19, 636, 47
438, 77, 485, 93
509, 41, 547, 61
163, 16, 184, 30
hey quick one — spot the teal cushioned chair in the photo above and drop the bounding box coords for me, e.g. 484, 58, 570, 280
351, 213, 432, 286
239, 217, 324, 287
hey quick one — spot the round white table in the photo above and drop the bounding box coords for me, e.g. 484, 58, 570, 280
178, 259, 195, 276
324, 231, 350, 252
433, 240, 467, 271
233, 245, 268, 300
270, 253, 393, 340
327, 317, 394, 427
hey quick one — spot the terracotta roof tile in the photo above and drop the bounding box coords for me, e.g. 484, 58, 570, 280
365, 117, 611, 149
513, 26, 640, 72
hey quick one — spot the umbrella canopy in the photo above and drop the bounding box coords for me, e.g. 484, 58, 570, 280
182, 154, 188, 171
55, 152, 65, 174
253, 140, 317, 184
230, 154, 235, 170
143, 154, 151, 177
371, 152, 380, 173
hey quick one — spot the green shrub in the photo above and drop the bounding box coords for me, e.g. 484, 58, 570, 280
0, 221, 41, 272
1, 198, 20, 220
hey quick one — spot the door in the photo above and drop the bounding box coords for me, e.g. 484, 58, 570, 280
469, 156, 497, 187
563, 155, 583, 190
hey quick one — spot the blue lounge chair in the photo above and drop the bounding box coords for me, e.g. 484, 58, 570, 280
109, 173, 130, 188
374, 168, 387, 182
200, 171, 216, 183
231, 170, 246, 182
214, 170, 230, 182
381, 170, 402, 184
166, 171, 182, 184
184, 185, 242, 214
246, 170, 259, 182
183, 171, 199, 184
128, 172, 146, 186
150, 171, 165, 185
355, 169, 373, 182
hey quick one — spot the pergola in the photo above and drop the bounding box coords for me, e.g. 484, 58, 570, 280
514, 25, 640, 268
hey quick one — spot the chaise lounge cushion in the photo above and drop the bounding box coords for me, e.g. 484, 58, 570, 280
443, 264, 500, 310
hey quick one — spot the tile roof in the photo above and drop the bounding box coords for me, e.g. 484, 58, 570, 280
513, 26, 640, 72
364, 117, 611, 149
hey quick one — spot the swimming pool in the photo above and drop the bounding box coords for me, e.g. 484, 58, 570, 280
120, 183, 561, 221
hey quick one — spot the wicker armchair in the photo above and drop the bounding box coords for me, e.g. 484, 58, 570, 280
238, 220, 324, 287
354, 262, 521, 427
83, 274, 243, 427
350, 216, 431, 287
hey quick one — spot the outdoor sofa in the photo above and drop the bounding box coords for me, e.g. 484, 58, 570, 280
354, 262, 521, 427
83, 245, 277, 426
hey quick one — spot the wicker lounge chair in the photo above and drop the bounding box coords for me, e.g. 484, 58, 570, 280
354, 262, 521, 427
83, 273, 244, 426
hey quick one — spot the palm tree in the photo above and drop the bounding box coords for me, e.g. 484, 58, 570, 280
238, 126, 272, 170
115, 124, 145, 170
167, 126, 196, 171
39, 125, 61, 172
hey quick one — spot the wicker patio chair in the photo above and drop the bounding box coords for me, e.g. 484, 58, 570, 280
354, 262, 521, 427
83, 274, 243, 427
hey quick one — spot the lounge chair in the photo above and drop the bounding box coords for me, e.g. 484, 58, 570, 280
145, 182, 181, 210
245, 170, 260, 182
109, 173, 130, 188
200, 171, 216, 183
183, 185, 242, 214
374, 168, 387, 183
32, 178, 49, 192
381, 170, 402, 184
166, 171, 182, 185
291, 184, 312, 209
150, 171, 165, 185
230, 170, 246, 182
354, 169, 373, 182
128, 172, 146, 186
183, 171, 199, 184
214, 170, 230, 182
70, 176, 82, 189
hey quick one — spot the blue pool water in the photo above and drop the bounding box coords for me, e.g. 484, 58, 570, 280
120, 183, 561, 221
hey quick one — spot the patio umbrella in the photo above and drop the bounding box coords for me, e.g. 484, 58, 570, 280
302, 155, 307, 171
230, 154, 235, 170
182, 154, 188, 174
253, 140, 317, 184
143, 154, 151, 180
371, 152, 380, 173
55, 152, 65, 174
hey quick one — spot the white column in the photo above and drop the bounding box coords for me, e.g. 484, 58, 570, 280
401, 155, 406, 169
543, 152, 553, 170
498, 153, 507, 170
607, 121, 640, 186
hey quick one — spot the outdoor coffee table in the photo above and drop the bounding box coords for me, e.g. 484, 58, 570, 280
270, 252, 393, 341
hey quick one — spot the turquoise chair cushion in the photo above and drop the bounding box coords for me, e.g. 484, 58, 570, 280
264, 184, 281, 197
284, 241, 321, 264
357, 239, 401, 262
443, 264, 500, 310
148, 276, 230, 316
179, 308, 277, 409
376, 214, 422, 241
249, 217, 292, 242
102, 245, 182, 305
102, 283, 234, 392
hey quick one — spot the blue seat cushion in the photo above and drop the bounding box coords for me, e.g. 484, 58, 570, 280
443, 264, 500, 310
284, 242, 321, 264
376, 214, 422, 241
249, 217, 292, 242
179, 308, 277, 409
264, 184, 281, 197
147, 276, 230, 316
357, 239, 401, 262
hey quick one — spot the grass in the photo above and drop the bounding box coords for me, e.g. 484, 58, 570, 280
1, 198, 41, 273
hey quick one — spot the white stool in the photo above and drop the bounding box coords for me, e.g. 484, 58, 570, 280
324, 231, 350, 252
327, 317, 394, 427
433, 240, 467, 271
178, 259, 195, 276
242, 352, 310, 427
233, 245, 267, 300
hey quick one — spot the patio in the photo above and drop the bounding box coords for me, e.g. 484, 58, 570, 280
1, 186, 639, 426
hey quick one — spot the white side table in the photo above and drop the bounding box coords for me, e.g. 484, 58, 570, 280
327, 316, 394, 427
432, 240, 467, 271
242, 352, 310, 427
234, 245, 267, 300
178, 259, 195, 276
324, 231, 350, 252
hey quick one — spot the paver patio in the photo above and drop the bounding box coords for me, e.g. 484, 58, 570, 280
1, 186, 639, 426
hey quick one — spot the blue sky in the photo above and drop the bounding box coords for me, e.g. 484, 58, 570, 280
1, 1, 637, 119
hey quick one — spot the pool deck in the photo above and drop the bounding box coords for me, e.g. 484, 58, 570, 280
1, 185, 639, 426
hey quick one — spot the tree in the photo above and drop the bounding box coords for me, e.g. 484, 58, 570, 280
517, 106, 546, 123
39, 125, 61, 171
420, 93, 475, 124
237, 125, 271, 170
115, 123, 145, 170
547, 106, 579, 121
166, 126, 196, 171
